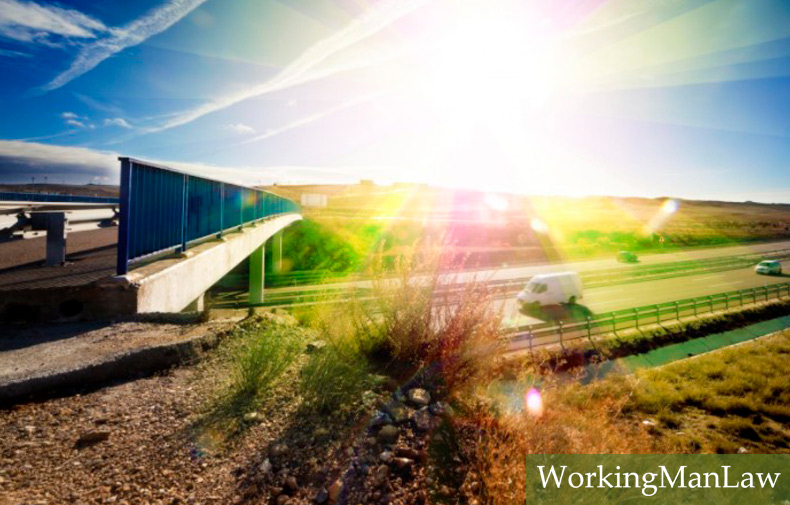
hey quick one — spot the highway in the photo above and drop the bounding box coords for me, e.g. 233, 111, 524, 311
501, 260, 790, 328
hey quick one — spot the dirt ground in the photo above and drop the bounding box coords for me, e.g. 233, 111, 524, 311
0, 319, 238, 387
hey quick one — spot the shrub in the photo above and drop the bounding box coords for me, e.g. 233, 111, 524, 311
354, 247, 507, 391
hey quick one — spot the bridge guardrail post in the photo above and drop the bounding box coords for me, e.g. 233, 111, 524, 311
179, 174, 188, 253
655, 305, 660, 325
116, 158, 132, 275
558, 321, 564, 351
528, 325, 534, 354
218, 183, 224, 238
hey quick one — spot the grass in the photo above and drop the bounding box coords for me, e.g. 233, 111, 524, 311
460, 331, 790, 505
193, 315, 308, 442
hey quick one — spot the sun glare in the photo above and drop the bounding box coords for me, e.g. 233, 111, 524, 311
419, 9, 566, 119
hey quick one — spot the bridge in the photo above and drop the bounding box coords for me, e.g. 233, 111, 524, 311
0, 158, 302, 320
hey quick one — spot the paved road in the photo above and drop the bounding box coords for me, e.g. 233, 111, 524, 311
501, 261, 790, 327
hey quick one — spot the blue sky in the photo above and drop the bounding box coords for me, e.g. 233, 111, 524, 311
0, 0, 789, 202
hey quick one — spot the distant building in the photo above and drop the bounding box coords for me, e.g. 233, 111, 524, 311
300, 193, 328, 208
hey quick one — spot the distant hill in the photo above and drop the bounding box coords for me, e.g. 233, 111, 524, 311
0, 183, 120, 198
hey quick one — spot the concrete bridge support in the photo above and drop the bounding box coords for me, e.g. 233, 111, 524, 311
249, 244, 265, 304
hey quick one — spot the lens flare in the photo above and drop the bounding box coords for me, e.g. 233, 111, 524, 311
530, 218, 549, 234
525, 387, 544, 417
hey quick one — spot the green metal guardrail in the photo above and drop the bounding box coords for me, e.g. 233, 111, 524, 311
511, 281, 790, 350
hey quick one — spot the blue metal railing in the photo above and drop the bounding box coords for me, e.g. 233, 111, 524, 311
0, 191, 118, 204
116, 157, 299, 275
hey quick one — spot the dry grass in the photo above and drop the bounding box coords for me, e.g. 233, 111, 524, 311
460, 331, 790, 505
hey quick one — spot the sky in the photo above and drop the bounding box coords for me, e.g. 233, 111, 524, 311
0, 0, 789, 202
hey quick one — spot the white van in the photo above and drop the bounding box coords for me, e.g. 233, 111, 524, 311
516, 272, 583, 306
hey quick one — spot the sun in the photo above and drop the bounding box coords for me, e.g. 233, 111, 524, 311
416, 6, 570, 121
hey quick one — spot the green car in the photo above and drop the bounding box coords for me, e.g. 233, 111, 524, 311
617, 251, 638, 263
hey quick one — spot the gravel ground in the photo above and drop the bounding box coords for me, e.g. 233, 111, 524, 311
0, 317, 473, 505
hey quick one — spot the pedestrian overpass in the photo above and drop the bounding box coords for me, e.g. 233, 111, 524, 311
112, 158, 302, 314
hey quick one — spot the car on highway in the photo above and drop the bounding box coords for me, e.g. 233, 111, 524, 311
617, 250, 639, 263
755, 260, 782, 275
516, 272, 583, 307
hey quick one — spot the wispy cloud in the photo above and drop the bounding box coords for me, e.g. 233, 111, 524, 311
0, 47, 31, 58
240, 90, 387, 144
224, 122, 255, 135
146, 0, 429, 133
104, 117, 132, 128
61, 111, 78, 119
39, 0, 209, 92
65, 118, 86, 128
0, 0, 106, 43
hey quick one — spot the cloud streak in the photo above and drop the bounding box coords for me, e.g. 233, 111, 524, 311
39, 0, 209, 92
0, 0, 106, 43
145, 0, 429, 134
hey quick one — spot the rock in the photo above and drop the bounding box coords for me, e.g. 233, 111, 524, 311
379, 451, 393, 463
641, 419, 656, 427
314, 487, 329, 504
377, 425, 399, 445
395, 447, 420, 461
411, 408, 433, 432
373, 464, 389, 487
271, 443, 289, 458
738, 447, 749, 454
407, 389, 431, 407
74, 430, 111, 449
370, 411, 392, 428
243, 412, 260, 423
314, 428, 330, 440
386, 404, 410, 424
276, 494, 290, 505
285, 475, 299, 492
328, 479, 344, 503
259, 459, 273, 475
23, 425, 36, 437
392, 457, 413, 470
429, 401, 452, 417
306, 341, 325, 354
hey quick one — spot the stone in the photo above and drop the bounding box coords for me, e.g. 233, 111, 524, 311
74, 430, 111, 449
379, 451, 393, 463
328, 479, 344, 503
276, 494, 290, 505
377, 425, 399, 445
386, 404, 410, 425
314, 428, 330, 440
23, 425, 36, 437
407, 389, 431, 407
271, 443, 289, 458
243, 412, 260, 423
429, 401, 452, 416
411, 408, 433, 432
738, 447, 749, 454
370, 411, 393, 428
259, 459, 273, 475
641, 419, 656, 427
306, 341, 326, 354
285, 475, 299, 492
373, 464, 389, 487
395, 447, 420, 461
314, 487, 329, 504
392, 457, 413, 470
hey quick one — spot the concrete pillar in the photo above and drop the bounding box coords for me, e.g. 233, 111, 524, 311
43, 212, 67, 266
249, 244, 265, 304
272, 231, 283, 274
185, 293, 205, 312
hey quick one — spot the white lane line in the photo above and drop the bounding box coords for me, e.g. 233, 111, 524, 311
708, 281, 744, 288
690, 275, 720, 281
